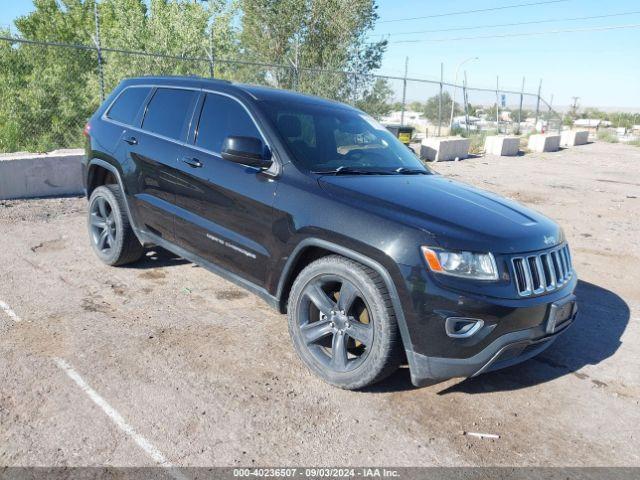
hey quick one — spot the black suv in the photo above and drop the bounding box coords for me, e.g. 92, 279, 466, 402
82, 77, 578, 389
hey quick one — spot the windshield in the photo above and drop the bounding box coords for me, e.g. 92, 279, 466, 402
260, 100, 429, 174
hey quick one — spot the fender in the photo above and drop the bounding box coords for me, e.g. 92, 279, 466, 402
276, 238, 421, 379
87, 158, 141, 233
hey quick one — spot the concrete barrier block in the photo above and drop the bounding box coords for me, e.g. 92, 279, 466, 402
484, 135, 520, 156
420, 136, 470, 162
527, 134, 560, 153
0, 149, 85, 200
560, 130, 589, 147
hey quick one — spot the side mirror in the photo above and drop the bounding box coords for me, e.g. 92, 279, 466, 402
221, 136, 272, 169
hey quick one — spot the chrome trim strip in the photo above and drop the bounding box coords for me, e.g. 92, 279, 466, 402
544, 253, 557, 290
101, 83, 281, 176
533, 255, 546, 294
512, 244, 573, 297
444, 317, 485, 339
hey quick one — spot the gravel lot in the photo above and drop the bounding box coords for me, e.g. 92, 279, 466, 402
1, 141, 639, 467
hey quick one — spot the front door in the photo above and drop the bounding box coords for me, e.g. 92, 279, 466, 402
173, 92, 278, 287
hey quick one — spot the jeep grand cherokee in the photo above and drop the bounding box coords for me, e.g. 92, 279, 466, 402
82, 77, 577, 389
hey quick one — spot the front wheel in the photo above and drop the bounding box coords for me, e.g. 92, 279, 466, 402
287, 255, 403, 389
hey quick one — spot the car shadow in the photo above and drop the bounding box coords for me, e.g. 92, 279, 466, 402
127, 247, 190, 269
366, 280, 629, 394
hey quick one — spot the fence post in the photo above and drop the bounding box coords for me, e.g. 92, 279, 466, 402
517, 77, 525, 135
463, 71, 469, 135
93, 1, 105, 102
495, 76, 500, 134
400, 56, 408, 126
293, 37, 300, 92
437, 62, 443, 137
534, 79, 542, 131
206, 34, 215, 78
352, 45, 359, 105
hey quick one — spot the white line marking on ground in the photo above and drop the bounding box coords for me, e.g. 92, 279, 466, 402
53, 357, 189, 480
0, 300, 20, 322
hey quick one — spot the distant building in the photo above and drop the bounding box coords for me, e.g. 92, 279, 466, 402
500, 110, 512, 122
573, 118, 612, 134
380, 110, 430, 131
452, 115, 480, 131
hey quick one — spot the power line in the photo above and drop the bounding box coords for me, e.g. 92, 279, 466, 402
371, 11, 640, 37
377, 0, 570, 24
391, 23, 640, 44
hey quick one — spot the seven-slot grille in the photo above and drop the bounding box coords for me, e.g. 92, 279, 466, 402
511, 244, 573, 297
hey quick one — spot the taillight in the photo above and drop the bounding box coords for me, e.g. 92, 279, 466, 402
83, 122, 91, 137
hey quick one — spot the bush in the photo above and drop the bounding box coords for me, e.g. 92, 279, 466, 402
597, 129, 619, 143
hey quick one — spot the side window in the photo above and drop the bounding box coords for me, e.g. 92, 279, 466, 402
195, 94, 261, 153
142, 88, 197, 140
106, 87, 151, 125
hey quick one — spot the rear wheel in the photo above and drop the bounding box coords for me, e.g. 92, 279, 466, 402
288, 255, 403, 389
88, 185, 144, 266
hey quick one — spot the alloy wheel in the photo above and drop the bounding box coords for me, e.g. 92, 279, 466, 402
89, 196, 117, 254
297, 275, 374, 372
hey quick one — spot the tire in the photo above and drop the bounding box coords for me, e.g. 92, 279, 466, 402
287, 255, 403, 389
87, 184, 144, 266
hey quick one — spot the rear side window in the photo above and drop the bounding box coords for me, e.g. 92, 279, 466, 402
195, 94, 261, 153
142, 88, 198, 140
106, 87, 151, 125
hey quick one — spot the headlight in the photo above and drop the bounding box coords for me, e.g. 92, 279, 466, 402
421, 246, 498, 281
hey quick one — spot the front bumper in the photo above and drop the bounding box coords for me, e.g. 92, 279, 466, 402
407, 295, 577, 386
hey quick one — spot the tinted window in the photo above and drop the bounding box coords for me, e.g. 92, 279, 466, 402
142, 88, 197, 140
195, 94, 261, 153
261, 100, 428, 173
107, 87, 151, 125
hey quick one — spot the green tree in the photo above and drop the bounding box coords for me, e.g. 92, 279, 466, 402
356, 78, 392, 119
239, 0, 386, 99
0, 0, 239, 152
422, 91, 460, 123
408, 101, 424, 112
0, 0, 386, 152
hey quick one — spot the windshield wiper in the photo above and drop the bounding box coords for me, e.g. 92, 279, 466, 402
312, 166, 394, 175
394, 167, 429, 175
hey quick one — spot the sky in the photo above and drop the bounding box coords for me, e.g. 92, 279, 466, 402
1, 0, 639, 109
370, 0, 640, 109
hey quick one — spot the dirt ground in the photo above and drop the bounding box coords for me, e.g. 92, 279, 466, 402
0, 141, 639, 467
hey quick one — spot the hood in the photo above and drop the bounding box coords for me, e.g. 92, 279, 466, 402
318, 174, 563, 254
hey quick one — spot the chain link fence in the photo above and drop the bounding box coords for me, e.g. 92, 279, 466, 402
0, 35, 562, 154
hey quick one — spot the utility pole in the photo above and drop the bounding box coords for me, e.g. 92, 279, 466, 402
93, 1, 105, 102
437, 62, 443, 137
570, 96, 580, 117
400, 56, 408, 126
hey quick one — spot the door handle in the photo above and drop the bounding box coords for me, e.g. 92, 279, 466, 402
181, 156, 203, 168
123, 135, 138, 145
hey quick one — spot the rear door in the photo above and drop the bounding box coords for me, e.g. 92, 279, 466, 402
127, 87, 199, 241
173, 92, 278, 287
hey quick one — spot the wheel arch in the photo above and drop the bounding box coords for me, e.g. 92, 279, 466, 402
86, 159, 141, 235
86, 160, 120, 197
276, 239, 415, 360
